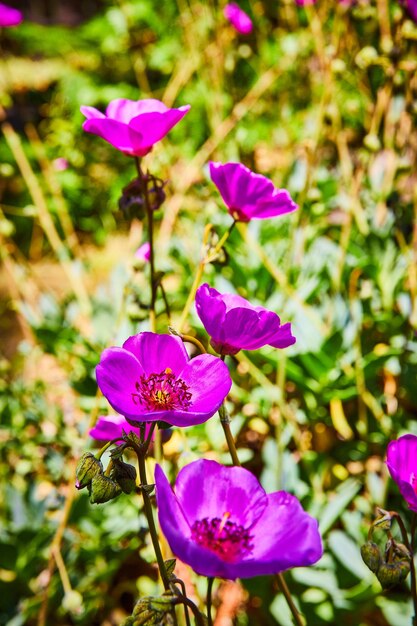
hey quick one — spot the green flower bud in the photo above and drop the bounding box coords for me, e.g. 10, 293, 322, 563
361, 541, 382, 573
75, 452, 103, 490
363, 134, 381, 153
62, 590, 84, 615
377, 560, 411, 589
89, 474, 122, 504
112, 459, 137, 494
355, 46, 378, 69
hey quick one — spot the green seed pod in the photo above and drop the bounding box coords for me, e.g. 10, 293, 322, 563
89, 474, 122, 504
360, 541, 382, 574
112, 459, 137, 494
377, 560, 411, 589
75, 452, 103, 490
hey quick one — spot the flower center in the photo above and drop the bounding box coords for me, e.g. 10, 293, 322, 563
191, 512, 254, 562
132, 368, 192, 412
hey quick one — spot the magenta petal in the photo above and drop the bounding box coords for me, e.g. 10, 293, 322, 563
106, 98, 169, 120
0, 3, 23, 27
179, 354, 232, 414
82, 118, 144, 155
195, 284, 227, 339
89, 414, 140, 441
269, 322, 296, 349
123, 333, 189, 377
155, 465, 231, 578
96, 347, 145, 419
175, 460, 268, 527
80, 105, 106, 120
233, 492, 323, 578
387, 435, 417, 512
224, 2, 253, 34
129, 106, 191, 149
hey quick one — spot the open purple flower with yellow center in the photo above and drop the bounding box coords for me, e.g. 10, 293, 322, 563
96, 332, 232, 427
386, 434, 417, 512
209, 162, 297, 222
155, 459, 323, 579
0, 2, 22, 26
195, 283, 295, 355
81, 98, 190, 157
224, 3, 253, 34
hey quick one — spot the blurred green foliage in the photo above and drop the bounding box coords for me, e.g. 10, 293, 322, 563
1, 0, 417, 624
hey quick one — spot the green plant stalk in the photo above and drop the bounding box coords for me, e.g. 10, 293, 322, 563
135, 158, 157, 332
206, 577, 214, 626
393, 512, 417, 625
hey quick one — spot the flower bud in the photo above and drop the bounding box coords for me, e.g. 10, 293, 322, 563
376, 560, 411, 589
355, 46, 378, 69
75, 452, 103, 490
112, 459, 137, 494
363, 133, 381, 153
62, 590, 84, 615
89, 474, 122, 504
360, 541, 382, 573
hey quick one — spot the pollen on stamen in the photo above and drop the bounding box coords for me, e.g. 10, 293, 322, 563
132, 369, 192, 412
191, 516, 254, 562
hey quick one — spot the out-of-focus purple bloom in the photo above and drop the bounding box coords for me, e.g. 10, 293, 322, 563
195, 283, 296, 355
405, 0, 417, 22
386, 434, 417, 512
294, 0, 316, 5
96, 332, 232, 427
135, 242, 151, 262
81, 99, 190, 157
209, 162, 297, 222
0, 2, 23, 26
155, 459, 323, 579
224, 3, 253, 34
89, 414, 142, 441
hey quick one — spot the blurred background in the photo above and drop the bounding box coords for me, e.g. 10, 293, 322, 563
1, 0, 417, 624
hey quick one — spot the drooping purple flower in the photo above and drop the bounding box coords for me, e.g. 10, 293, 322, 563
155, 459, 323, 579
135, 242, 151, 262
209, 162, 297, 222
96, 332, 232, 427
386, 434, 417, 512
224, 3, 253, 34
81, 99, 191, 157
89, 414, 142, 441
195, 283, 296, 356
0, 2, 23, 26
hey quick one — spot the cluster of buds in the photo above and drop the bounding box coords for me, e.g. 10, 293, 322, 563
121, 593, 180, 626
119, 173, 166, 220
75, 449, 137, 504
361, 508, 411, 589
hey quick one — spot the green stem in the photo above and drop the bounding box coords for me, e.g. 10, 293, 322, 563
135, 157, 156, 332
393, 512, 417, 625
96, 438, 125, 460
205, 219, 236, 263
275, 573, 304, 626
207, 577, 214, 626
218, 403, 240, 466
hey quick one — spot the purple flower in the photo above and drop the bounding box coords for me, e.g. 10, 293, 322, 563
155, 459, 323, 579
209, 162, 297, 222
0, 2, 23, 26
224, 3, 253, 34
195, 283, 296, 355
135, 242, 151, 262
96, 332, 232, 427
404, 0, 417, 22
81, 99, 190, 157
386, 434, 417, 512
89, 414, 143, 441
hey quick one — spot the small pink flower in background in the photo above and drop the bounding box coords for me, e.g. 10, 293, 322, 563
53, 157, 69, 171
89, 414, 143, 441
386, 434, 417, 512
155, 459, 323, 579
209, 162, 298, 222
135, 242, 150, 263
224, 2, 253, 34
195, 283, 296, 355
81, 98, 190, 157
96, 332, 232, 427
0, 2, 23, 27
